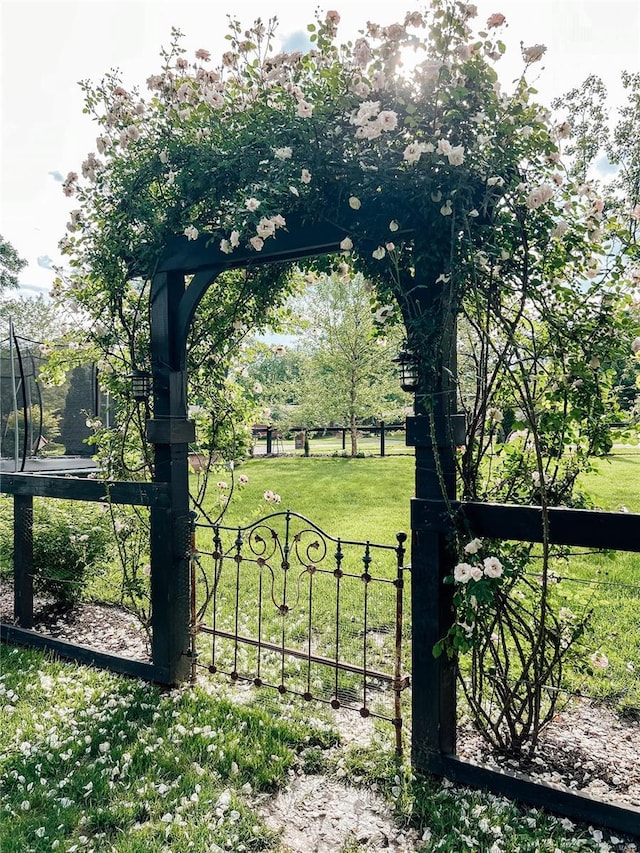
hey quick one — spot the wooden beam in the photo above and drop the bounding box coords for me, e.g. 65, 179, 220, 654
0, 624, 169, 683
423, 753, 640, 839
156, 220, 350, 275
0, 473, 170, 507
411, 499, 640, 553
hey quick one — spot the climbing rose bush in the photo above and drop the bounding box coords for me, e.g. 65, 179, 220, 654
56, 0, 604, 329
52, 1, 633, 757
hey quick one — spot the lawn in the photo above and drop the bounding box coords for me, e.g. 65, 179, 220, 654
0, 646, 630, 853
201, 455, 414, 543
558, 451, 640, 712
579, 451, 640, 514
189, 456, 414, 722
192, 451, 639, 715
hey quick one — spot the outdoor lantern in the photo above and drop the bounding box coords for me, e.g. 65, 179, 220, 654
129, 369, 152, 402
393, 345, 419, 393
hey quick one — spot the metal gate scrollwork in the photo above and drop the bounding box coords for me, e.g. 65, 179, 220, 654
188, 510, 410, 753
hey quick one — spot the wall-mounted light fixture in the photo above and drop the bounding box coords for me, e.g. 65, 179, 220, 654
393, 345, 419, 393
129, 369, 152, 403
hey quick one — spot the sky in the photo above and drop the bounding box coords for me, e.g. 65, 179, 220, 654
1, 0, 638, 298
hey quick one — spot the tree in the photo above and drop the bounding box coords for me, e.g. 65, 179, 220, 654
554, 73, 640, 423
292, 273, 405, 454
0, 235, 25, 292
551, 75, 609, 183
244, 342, 305, 424
0, 294, 72, 343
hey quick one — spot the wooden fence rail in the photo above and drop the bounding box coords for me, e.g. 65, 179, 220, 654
0, 474, 169, 681
412, 498, 640, 552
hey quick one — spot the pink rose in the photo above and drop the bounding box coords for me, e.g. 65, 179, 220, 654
522, 44, 546, 63
487, 12, 506, 28
354, 38, 372, 67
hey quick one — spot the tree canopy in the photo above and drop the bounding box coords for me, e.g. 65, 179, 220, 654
0, 235, 26, 293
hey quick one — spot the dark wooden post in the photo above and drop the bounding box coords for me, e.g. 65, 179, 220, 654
404, 274, 459, 769
14, 494, 34, 628
341, 428, 346, 451
380, 421, 386, 457
148, 269, 195, 684
266, 426, 273, 455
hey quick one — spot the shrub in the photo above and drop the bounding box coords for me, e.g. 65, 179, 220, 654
34, 501, 113, 603
2, 499, 113, 605
0, 496, 12, 576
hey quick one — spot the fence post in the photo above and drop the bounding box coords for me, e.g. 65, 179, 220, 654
266, 426, 272, 455
380, 421, 386, 457
14, 494, 34, 628
148, 268, 194, 685
404, 267, 459, 772
408, 412, 457, 766
341, 428, 346, 451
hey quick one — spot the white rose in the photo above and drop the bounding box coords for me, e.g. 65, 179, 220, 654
463, 538, 483, 555
483, 557, 503, 578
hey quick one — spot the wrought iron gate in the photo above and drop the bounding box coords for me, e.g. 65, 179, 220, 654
188, 510, 409, 752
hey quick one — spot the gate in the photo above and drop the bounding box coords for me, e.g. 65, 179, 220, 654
188, 510, 409, 752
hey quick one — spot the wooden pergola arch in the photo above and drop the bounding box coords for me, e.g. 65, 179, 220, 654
3, 214, 638, 832
147, 215, 459, 771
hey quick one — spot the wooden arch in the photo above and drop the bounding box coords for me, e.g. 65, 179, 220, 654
147, 216, 458, 779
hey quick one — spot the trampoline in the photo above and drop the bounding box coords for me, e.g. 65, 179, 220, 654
0, 319, 101, 474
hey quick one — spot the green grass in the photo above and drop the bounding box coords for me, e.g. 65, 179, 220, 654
199, 455, 413, 543
579, 451, 640, 513
555, 451, 640, 713
191, 458, 411, 719
0, 647, 631, 853
0, 646, 337, 853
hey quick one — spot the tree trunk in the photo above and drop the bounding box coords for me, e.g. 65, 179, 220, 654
350, 410, 358, 456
